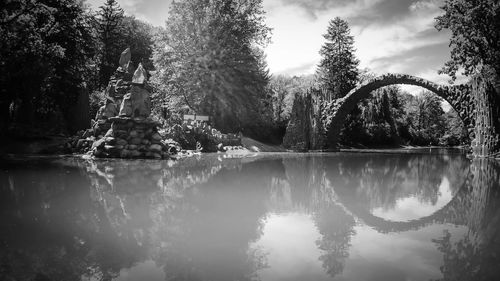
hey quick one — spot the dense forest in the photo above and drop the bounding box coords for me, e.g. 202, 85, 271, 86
1, 0, 498, 148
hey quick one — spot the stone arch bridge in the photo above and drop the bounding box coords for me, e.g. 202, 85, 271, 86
323, 74, 475, 148
282, 73, 500, 156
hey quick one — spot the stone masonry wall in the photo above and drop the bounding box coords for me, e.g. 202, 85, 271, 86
471, 75, 500, 157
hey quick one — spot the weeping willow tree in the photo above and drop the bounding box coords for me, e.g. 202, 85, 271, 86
153, 0, 272, 135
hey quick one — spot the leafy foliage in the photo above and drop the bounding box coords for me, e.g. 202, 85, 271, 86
340, 86, 468, 147
153, 0, 272, 138
95, 0, 124, 86
435, 0, 500, 80
0, 0, 156, 135
314, 204, 356, 278
0, 0, 97, 134
94, 0, 155, 88
268, 74, 319, 125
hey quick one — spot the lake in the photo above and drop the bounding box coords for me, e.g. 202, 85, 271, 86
1, 150, 499, 281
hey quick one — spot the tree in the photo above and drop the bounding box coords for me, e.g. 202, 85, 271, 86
314, 204, 356, 278
435, 0, 500, 80
318, 17, 359, 100
121, 16, 155, 70
441, 109, 469, 146
436, 0, 500, 156
153, 0, 272, 136
95, 0, 124, 86
0, 0, 97, 134
406, 91, 447, 145
269, 75, 294, 124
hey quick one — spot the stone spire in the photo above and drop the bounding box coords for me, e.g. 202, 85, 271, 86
132, 63, 148, 85
118, 48, 131, 70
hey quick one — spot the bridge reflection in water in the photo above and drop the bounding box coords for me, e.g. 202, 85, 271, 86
0, 151, 499, 281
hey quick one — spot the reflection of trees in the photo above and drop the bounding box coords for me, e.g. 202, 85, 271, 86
0, 151, 483, 281
431, 159, 500, 281
154, 159, 284, 281
313, 203, 356, 279
0, 161, 144, 281
322, 152, 469, 213
281, 156, 331, 211
84, 156, 285, 281
275, 151, 471, 278
0, 155, 282, 281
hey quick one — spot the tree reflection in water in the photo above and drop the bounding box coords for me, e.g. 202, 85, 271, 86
313, 203, 356, 278
431, 159, 500, 281
0, 151, 499, 280
0, 159, 145, 281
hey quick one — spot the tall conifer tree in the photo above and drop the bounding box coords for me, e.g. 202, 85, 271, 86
318, 17, 359, 100
96, 0, 124, 86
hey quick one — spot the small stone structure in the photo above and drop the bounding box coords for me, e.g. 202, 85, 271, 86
89, 48, 173, 159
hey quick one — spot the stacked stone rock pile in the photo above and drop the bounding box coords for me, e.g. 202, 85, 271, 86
69, 48, 177, 159
92, 117, 175, 159
90, 49, 175, 159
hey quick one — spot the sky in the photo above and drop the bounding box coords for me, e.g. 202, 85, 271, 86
86, 0, 460, 90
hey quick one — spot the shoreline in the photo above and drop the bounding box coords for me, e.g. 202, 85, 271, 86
0, 135, 470, 157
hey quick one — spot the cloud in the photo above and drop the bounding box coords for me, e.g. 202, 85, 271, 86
368, 40, 450, 74
87, 0, 453, 83
274, 0, 353, 19
86, 0, 171, 26
266, 0, 450, 80
275, 62, 317, 76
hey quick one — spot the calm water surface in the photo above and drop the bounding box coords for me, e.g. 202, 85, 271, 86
1, 150, 500, 281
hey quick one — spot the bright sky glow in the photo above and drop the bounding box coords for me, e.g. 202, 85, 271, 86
372, 176, 454, 221
252, 212, 468, 280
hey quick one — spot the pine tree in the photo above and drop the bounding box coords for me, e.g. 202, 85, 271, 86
318, 17, 359, 100
96, 0, 124, 86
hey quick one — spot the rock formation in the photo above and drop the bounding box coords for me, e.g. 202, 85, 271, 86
84, 48, 174, 159
282, 90, 325, 151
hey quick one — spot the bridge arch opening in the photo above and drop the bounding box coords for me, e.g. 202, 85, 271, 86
325, 74, 471, 148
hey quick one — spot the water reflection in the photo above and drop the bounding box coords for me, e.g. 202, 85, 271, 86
430, 158, 500, 281
0, 150, 499, 281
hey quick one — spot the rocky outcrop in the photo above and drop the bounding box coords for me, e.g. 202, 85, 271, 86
70, 48, 176, 159
282, 93, 311, 151
282, 90, 325, 151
